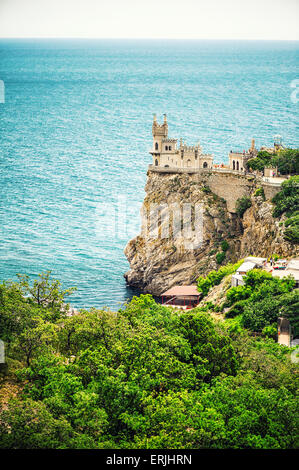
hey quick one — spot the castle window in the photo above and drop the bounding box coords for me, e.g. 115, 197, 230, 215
165, 145, 168, 151
169, 146, 172, 151
233, 160, 235, 170
155, 159, 158, 166
203, 162, 208, 168
155, 142, 158, 151
195, 150, 198, 159
236, 161, 239, 170
187, 159, 192, 167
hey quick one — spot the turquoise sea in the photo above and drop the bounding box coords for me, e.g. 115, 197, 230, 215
0, 39, 298, 308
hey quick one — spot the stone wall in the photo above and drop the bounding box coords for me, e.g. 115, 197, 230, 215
262, 182, 281, 201
148, 166, 257, 213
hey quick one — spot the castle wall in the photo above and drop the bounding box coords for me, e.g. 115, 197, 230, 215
202, 171, 256, 213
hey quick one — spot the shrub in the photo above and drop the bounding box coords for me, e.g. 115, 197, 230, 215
254, 187, 265, 199
236, 196, 252, 217
284, 214, 299, 244
225, 300, 248, 318
216, 252, 226, 264
197, 260, 244, 297
262, 324, 277, 339
221, 240, 229, 252
226, 285, 252, 307
272, 176, 299, 218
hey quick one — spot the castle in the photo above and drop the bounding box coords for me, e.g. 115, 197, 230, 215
149, 115, 281, 174
150, 114, 213, 170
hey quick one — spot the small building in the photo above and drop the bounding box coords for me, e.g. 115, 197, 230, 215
278, 317, 291, 347
231, 257, 267, 286
264, 166, 278, 178
243, 256, 267, 267
228, 139, 258, 173
231, 273, 245, 287
236, 261, 257, 276
161, 285, 200, 309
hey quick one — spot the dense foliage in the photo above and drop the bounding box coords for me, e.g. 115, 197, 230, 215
272, 176, 299, 244
247, 148, 299, 175
197, 260, 243, 296
223, 269, 299, 336
0, 273, 298, 449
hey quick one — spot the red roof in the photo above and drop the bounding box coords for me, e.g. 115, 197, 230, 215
162, 285, 199, 297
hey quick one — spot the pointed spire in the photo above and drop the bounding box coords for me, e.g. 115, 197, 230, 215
163, 113, 167, 123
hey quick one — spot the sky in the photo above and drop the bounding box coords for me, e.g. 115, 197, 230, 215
0, 0, 298, 40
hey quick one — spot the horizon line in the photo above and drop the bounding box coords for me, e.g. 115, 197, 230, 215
0, 37, 299, 41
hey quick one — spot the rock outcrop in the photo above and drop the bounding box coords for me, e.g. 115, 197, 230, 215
124, 170, 298, 296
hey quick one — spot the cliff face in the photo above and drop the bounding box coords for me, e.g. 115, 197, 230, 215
124, 170, 298, 296
240, 197, 298, 258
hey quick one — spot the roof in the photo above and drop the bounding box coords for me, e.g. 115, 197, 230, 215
162, 285, 199, 297
244, 256, 267, 265
237, 261, 257, 273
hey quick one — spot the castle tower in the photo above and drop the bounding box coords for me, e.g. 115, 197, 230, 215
151, 114, 168, 154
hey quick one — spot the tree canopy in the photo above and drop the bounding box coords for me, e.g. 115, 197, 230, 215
0, 273, 298, 449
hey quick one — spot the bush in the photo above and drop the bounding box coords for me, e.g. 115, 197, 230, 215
284, 214, 299, 244
216, 252, 226, 264
226, 285, 252, 307
225, 300, 248, 318
254, 187, 265, 199
272, 175, 299, 218
197, 260, 244, 297
221, 240, 229, 252
236, 196, 252, 217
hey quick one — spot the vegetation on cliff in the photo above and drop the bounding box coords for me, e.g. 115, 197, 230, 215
0, 272, 298, 449
272, 175, 299, 244
247, 148, 299, 175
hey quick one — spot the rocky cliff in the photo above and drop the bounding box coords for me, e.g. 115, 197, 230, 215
124, 170, 298, 295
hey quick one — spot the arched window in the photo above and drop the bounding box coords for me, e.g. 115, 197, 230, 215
236, 161, 239, 170
233, 160, 235, 170
169, 145, 172, 151
187, 159, 192, 167
155, 142, 158, 151
165, 145, 168, 151
155, 159, 158, 166
203, 162, 208, 168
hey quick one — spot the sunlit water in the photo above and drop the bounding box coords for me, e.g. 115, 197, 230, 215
0, 39, 298, 308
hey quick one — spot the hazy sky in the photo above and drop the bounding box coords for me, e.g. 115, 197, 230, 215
0, 0, 298, 40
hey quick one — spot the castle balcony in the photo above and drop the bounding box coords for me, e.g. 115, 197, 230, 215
149, 148, 160, 155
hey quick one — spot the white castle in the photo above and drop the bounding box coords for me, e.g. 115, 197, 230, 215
149, 114, 267, 174
150, 114, 214, 170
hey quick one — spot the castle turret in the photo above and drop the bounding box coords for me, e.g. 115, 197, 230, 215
151, 114, 168, 155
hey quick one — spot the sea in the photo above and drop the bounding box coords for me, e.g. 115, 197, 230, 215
0, 39, 298, 309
